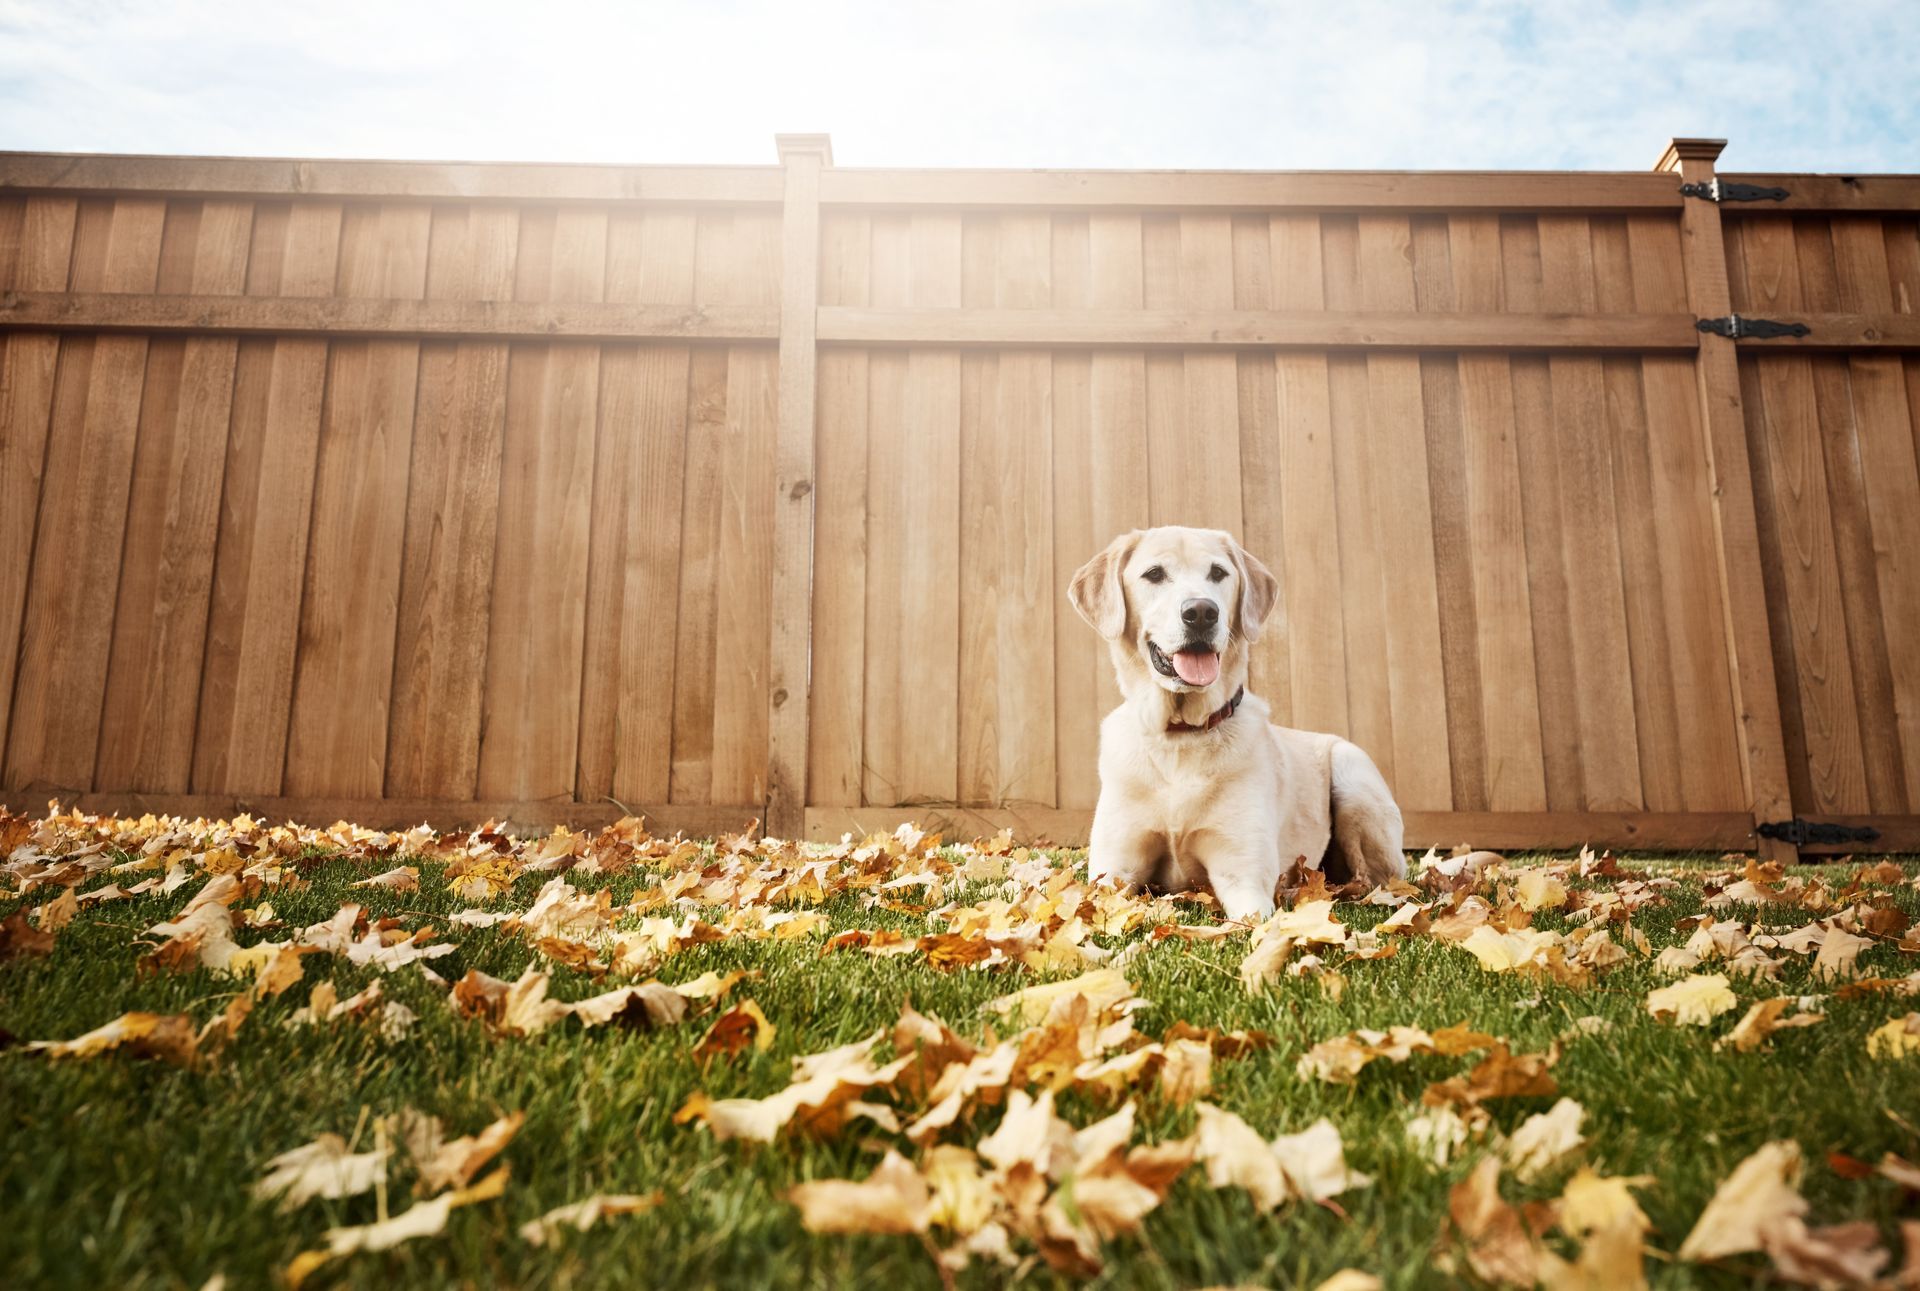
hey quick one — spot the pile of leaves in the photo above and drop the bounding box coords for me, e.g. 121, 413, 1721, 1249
3, 804, 1919, 1288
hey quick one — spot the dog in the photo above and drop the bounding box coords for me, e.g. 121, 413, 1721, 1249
1069, 526, 1406, 920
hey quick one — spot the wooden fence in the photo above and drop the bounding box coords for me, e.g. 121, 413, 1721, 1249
3, 137, 1918, 858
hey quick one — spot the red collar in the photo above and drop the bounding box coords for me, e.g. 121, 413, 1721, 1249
1167, 685, 1244, 733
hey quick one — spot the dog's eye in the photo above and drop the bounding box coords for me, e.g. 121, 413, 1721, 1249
1207, 563, 1229, 582
1141, 566, 1166, 584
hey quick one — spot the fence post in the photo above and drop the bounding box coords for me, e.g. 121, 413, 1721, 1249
765, 134, 831, 840
1655, 137, 1798, 863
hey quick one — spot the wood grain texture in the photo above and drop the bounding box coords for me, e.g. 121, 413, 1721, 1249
192, 200, 341, 794
1538, 216, 1642, 811
858, 215, 911, 808
582, 210, 698, 809
1231, 215, 1289, 716
808, 213, 871, 809
19, 153, 1919, 851
5, 197, 165, 792
282, 203, 430, 797
0, 196, 78, 788
958, 214, 1054, 808
1084, 214, 1151, 733
384, 205, 517, 799
895, 214, 962, 804
1740, 218, 1868, 813
477, 209, 607, 801
95, 199, 252, 792
764, 144, 826, 835
1358, 215, 1451, 810
1663, 153, 1797, 855
1268, 215, 1348, 740
1049, 215, 1099, 810
1408, 216, 1486, 811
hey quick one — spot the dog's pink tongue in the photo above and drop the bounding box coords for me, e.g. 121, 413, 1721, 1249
1173, 649, 1220, 687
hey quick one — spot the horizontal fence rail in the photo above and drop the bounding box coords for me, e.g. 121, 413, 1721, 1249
3, 136, 1919, 859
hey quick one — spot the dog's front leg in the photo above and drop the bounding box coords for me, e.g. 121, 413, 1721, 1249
1189, 832, 1281, 922
1086, 803, 1162, 891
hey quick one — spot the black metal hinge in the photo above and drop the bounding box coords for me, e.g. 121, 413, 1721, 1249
1679, 178, 1791, 202
1697, 314, 1811, 340
1756, 818, 1881, 847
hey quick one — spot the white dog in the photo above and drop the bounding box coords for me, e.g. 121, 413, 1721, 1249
1069, 526, 1406, 920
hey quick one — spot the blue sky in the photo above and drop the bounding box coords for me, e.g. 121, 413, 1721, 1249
1, 0, 1914, 171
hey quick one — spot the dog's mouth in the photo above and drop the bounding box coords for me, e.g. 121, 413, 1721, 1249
1146, 638, 1222, 688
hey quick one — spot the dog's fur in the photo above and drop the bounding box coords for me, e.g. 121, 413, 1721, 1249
1069, 526, 1406, 920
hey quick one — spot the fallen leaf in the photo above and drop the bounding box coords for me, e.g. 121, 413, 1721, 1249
35, 887, 78, 932
987, 969, 1134, 1025
518, 1192, 661, 1245
1812, 924, 1873, 982
1557, 1168, 1651, 1238
1158, 1037, 1212, 1106
1505, 1098, 1585, 1183
1678, 1140, 1806, 1262
1868, 1014, 1920, 1059
0, 910, 56, 960
403, 1110, 525, 1195
1445, 1158, 1551, 1286
25, 1011, 198, 1068
351, 865, 419, 892
254, 1134, 389, 1210
286, 1166, 506, 1289
1646, 974, 1737, 1027
693, 1000, 775, 1062
1717, 997, 1824, 1053
787, 1150, 930, 1235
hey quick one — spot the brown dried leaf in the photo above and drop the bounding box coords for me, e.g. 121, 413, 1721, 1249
693, 999, 775, 1062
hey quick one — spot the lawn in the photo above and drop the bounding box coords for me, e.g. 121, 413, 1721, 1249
1, 808, 1917, 1290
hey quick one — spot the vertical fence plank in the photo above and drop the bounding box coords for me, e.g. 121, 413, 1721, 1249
958, 213, 1053, 809
1322, 216, 1395, 776
1590, 216, 1684, 812
477, 209, 608, 802
809, 212, 871, 813
1269, 215, 1348, 741
1086, 214, 1150, 730
1501, 215, 1586, 811
1539, 215, 1643, 811
1657, 138, 1797, 857
586, 209, 698, 810
96, 199, 252, 792
765, 136, 828, 835
1409, 215, 1487, 813
1231, 214, 1290, 720
860, 216, 910, 809
1050, 215, 1099, 809
384, 205, 517, 800
1449, 213, 1547, 812
1358, 215, 1451, 810
1630, 215, 1745, 812
283, 202, 430, 797
0, 196, 78, 790
6, 197, 165, 793
898, 214, 962, 805
192, 201, 341, 795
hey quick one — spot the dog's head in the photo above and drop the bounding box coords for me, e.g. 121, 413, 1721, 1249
1069, 527, 1279, 698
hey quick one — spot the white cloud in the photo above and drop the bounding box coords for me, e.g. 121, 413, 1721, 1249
0, 0, 1913, 170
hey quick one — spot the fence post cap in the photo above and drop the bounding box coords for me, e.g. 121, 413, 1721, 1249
775, 134, 834, 166
1654, 137, 1727, 172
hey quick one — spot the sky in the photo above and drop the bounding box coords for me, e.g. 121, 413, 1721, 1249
0, 0, 1915, 173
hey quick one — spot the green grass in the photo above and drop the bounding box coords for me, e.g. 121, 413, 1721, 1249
2, 844, 1917, 1290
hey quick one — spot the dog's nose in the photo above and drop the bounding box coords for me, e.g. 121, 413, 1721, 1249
1181, 598, 1220, 632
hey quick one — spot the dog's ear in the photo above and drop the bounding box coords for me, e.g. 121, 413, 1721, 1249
1229, 538, 1280, 643
1070, 531, 1139, 641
